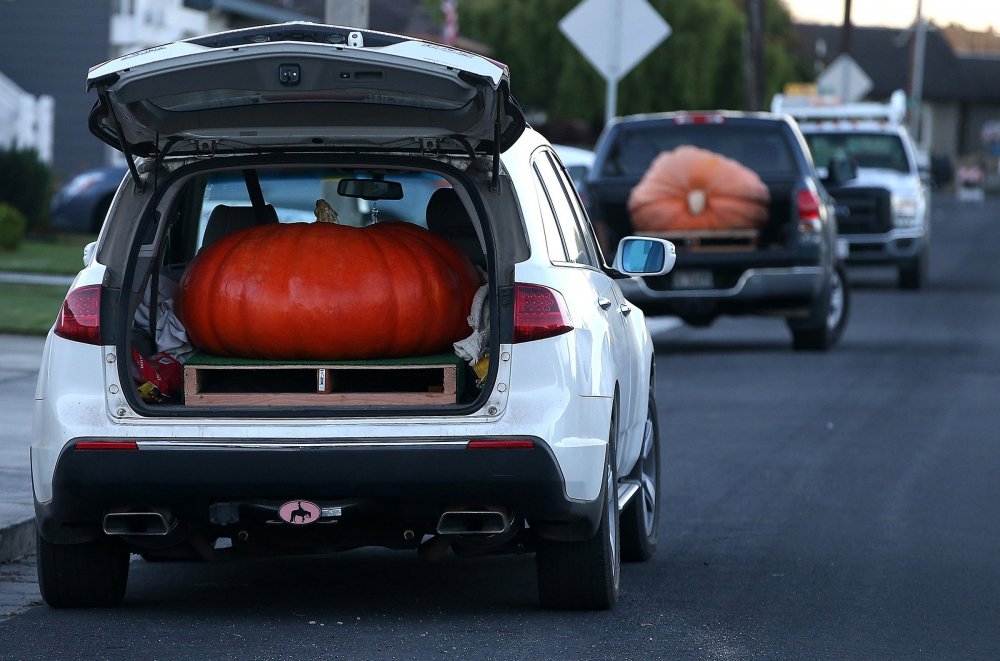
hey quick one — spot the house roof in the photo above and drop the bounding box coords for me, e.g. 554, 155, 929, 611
795, 23, 1000, 103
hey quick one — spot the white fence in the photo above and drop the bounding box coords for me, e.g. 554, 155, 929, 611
0, 70, 53, 164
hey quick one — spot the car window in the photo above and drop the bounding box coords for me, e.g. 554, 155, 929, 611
547, 152, 607, 266
532, 167, 570, 263
533, 154, 598, 268
605, 123, 798, 178
193, 167, 448, 252
804, 132, 911, 173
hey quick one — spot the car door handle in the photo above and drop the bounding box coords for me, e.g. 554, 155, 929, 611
619, 303, 632, 316
598, 297, 612, 310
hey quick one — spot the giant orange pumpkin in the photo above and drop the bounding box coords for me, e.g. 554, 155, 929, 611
176, 221, 482, 360
628, 146, 770, 231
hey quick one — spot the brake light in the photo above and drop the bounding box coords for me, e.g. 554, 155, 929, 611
673, 114, 725, 125
797, 189, 823, 233
466, 439, 536, 449
75, 440, 138, 451
513, 283, 573, 343
54, 285, 102, 345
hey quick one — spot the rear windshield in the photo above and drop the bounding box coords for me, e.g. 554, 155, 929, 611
603, 123, 798, 178
804, 132, 911, 173
167, 167, 451, 257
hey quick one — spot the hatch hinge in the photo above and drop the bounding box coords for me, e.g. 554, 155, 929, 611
98, 90, 144, 194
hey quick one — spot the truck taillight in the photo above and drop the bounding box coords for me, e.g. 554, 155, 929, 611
673, 114, 725, 125
797, 189, 823, 233
513, 283, 573, 343
54, 285, 102, 345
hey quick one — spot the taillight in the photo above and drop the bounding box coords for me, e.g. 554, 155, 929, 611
54, 285, 102, 345
466, 439, 536, 449
75, 440, 138, 451
797, 189, 823, 233
513, 283, 573, 343
673, 114, 725, 125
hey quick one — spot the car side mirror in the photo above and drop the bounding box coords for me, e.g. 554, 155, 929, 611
824, 156, 858, 187
613, 237, 676, 276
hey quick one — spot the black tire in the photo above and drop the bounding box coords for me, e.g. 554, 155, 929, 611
899, 248, 929, 290
37, 532, 129, 608
536, 421, 621, 610
788, 263, 850, 351
621, 393, 660, 562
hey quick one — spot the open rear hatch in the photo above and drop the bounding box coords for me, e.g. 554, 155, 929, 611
87, 22, 525, 165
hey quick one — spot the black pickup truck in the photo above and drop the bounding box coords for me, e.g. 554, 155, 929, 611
587, 112, 851, 350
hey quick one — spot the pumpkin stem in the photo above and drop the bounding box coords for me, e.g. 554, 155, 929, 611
687, 189, 707, 215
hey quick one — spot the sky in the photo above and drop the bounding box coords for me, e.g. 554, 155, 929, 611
783, 0, 1000, 33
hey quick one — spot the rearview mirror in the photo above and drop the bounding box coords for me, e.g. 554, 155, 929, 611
824, 156, 858, 187
613, 237, 676, 276
337, 178, 404, 201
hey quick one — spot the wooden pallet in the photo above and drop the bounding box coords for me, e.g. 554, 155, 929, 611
183, 353, 461, 407
638, 229, 758, 252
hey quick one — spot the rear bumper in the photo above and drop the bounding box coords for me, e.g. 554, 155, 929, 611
36, 437, 603, 544
619, 266, 824, 314
842, 229, 926, 265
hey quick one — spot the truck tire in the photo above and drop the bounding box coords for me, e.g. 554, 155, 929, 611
899, 248, 928, 290
788, 263, 849, 351
37, 532, 129, 608
621, 392, 660, 562
536, 420, 620, 610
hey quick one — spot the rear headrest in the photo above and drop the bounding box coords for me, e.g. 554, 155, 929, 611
202, 204, 278, 249
426, 188, 475, 238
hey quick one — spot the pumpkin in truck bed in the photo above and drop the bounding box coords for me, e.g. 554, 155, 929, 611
176, 220, 482, 360
628, 146, 770, 232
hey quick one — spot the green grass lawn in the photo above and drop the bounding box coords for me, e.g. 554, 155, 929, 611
0, 282, 68, 335
0, 234, 96, 275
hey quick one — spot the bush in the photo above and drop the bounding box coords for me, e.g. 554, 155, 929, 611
0, 203, 27, 251
0, 146, 52, 233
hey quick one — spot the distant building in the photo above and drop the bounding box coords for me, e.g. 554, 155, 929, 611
794, 23, 1000, 166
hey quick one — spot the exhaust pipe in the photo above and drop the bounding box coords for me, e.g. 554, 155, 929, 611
436, 508, 510, 536
103, 511, 173, 536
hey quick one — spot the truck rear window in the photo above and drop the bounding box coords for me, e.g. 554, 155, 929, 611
603, 124, 798, 178
804, 132, 910, 173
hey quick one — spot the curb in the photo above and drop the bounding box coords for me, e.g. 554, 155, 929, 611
0, 272, 74, 287
0, 518, 34, 564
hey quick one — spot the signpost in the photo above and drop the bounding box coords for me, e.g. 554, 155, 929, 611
559, 0, 671, 125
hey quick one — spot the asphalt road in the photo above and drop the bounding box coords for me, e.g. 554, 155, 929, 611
1, 196, 998, 659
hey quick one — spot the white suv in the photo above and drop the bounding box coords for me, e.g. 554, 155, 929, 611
32, 22, 676, 610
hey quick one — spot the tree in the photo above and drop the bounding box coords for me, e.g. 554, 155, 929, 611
442, 0, 810, 137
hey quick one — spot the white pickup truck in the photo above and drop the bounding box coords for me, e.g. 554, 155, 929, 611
773, 90, 931, 289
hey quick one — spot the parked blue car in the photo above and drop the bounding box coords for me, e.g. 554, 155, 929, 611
50, 166, 127, 233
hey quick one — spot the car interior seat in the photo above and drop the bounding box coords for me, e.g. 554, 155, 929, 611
201, 204, 279, 250
425, 188, 484, 267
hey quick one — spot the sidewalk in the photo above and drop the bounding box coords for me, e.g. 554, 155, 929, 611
0, 334, 44, 563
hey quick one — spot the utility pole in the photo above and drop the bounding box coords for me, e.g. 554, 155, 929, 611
909, 0, 926, 139
744, 0, 765, 111
840, 0, 853, 55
